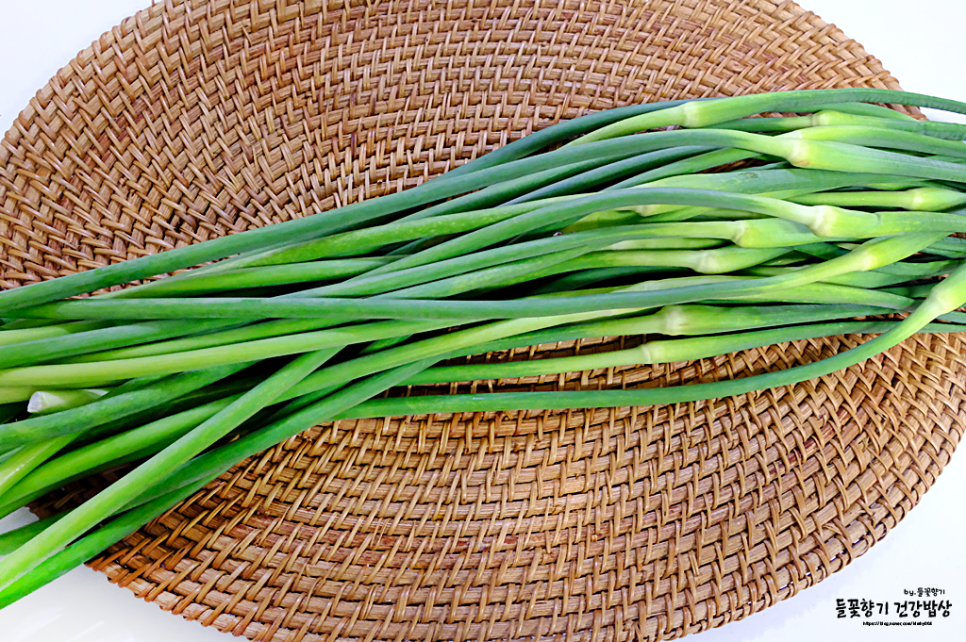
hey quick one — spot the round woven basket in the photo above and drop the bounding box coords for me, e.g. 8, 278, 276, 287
2, 0, 963, 640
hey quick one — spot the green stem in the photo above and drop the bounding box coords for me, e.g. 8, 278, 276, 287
0, 484, 204, 608
542, 246, 794, 276
570, 89, 966, 145
338, 265, 966, 418
127, 259, 396, 297
0, 397, 238, 518
925, 236, 966, 259
12, 234, 939, 326
242, 201, 563, 267
0, 133, 655, 315
129, 358, 437, 522
505, 147, 712, 204
791, 187, 966, 211
635, 167, 927, 216
443, 99, 703, 177
306, 186, 829, 283
804, 110, 966, 141
0, 319, 236, 369
0, 363, 250, 449
64, 318, 358, 363
0, 357, 437, 607
806, 103, 915, 121
778, 139, 966, 183
0, 347, 339, 591
794, 125, 966, 160
0, 321, 108, 347
0, 390, 38, 404
405, 320, 966, 384
0, 515, 64, 556
0, 435, 76, 498
0, 319, 451, 388
74, 232, 621, 362
290, 219, 706, 299
608, 148, 761, 190
386, 245, 609, 299
441, 293, 913, 356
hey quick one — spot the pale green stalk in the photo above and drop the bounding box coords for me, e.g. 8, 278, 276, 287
0, 348, 339, 591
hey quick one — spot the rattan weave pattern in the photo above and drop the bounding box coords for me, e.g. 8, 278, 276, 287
1, 0, 963, 640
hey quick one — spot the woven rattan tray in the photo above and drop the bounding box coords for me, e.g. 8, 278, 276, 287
2, 0, 963, 640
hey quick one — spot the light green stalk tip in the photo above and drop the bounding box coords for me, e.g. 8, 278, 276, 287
27, 389, 109, 415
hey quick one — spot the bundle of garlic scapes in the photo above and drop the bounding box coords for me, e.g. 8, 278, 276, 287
2, 88, 966, 604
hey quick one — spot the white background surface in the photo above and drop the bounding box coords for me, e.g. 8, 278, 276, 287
0, 0, 964, 640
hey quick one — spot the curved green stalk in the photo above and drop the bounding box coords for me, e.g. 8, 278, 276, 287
338, 263, 966, 418
395, 158, 607, 224
925, 236, 966, 259
444, 289, 917, 357
405, 319, 966, 384
711, 108, 959, 136
0, 321, 107, 347
608, 148, 762, 190
444, 99, 703, 177
0, 396, 238, 518
807, 110, 966, 140
806, 103, 916, 121
0, 319, 451, 388
320, 186, 826, 283
0, 134, 653, 315
791, 187, 966, 211
15, 295, 958, 597
5, 119, 961, 315
504, 147, 712, 204
775, 139, 966, 183
243, 201, 566, 267
570, 88, 966, 145
290, 219, 709, 299
0, 319, 237, 369
794, 125, 966, 160
12, 233, 941, 327
0, 347, 339, 591
0, 390, 39, 405
0, 516, 64, 557
385, 245, 610, 299
128, 259, 396, 296
0, 363, 250, 449
634, 167, 928, 216
268, 238, 944, 401
0, 355, 435, 608
64, 226, 692, 364
62, 318, 348, 363
0, 435, 76, 498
